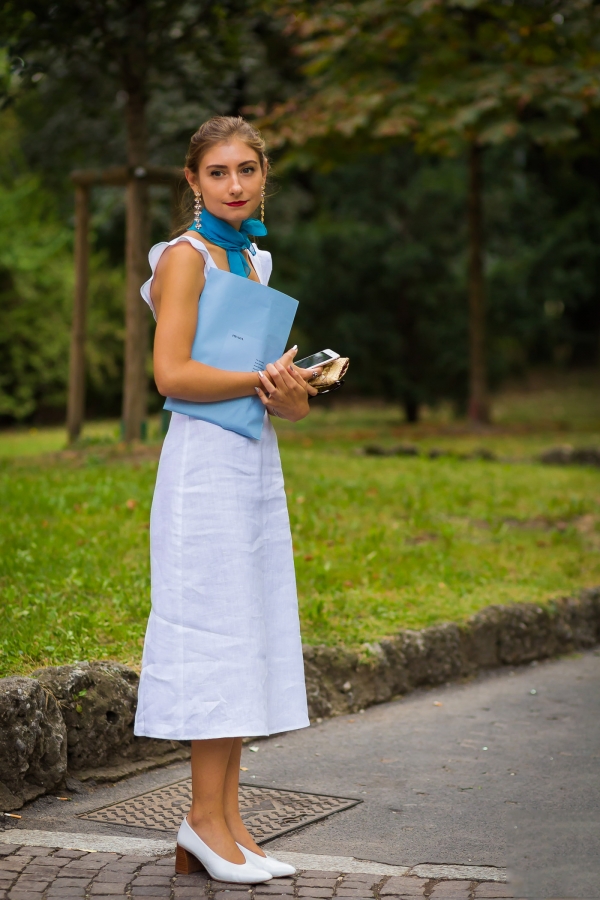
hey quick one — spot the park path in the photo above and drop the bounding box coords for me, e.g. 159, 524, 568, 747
1, 650, 599, 899
260, 649, 600, 897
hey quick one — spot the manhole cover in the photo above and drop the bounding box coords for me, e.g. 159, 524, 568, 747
80, 781, 360, 843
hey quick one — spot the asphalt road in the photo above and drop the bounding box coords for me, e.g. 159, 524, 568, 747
241, 649, 600, 898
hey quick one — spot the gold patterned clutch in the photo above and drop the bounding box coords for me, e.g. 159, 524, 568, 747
309, 357, 350, 394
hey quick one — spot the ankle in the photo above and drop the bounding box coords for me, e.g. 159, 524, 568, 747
224, 811, 244, 830
188, 811, 226, 832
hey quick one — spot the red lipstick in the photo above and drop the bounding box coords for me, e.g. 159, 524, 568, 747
226, 200, 248, 207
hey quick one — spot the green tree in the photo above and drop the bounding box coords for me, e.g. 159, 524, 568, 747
0, 112, 127, 423
264, 148, 471, 420
0, 0, 245, 438
260, 0, 600, 422
0, 6, 307, 426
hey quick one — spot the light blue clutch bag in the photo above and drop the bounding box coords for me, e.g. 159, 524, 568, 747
164, 267, 299, 440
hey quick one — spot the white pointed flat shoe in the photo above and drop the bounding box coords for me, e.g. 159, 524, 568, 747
176, 817, 272, 883
237, 843, 297, 877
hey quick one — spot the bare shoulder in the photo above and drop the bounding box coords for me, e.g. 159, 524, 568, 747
154, 239, 206, 299
159, 238, 204, 273
153, 239, 206, 318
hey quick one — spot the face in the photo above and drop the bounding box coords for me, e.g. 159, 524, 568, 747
185, 137, 265, 230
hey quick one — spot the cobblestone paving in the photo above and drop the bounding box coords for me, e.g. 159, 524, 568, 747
0, 844, 515, 900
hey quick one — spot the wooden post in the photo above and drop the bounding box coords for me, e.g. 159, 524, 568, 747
67, 166, 181, 444
122, 169, 150, 442
67, 184, 90, 443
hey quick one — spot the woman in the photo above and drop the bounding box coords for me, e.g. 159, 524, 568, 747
134, 117, 317, 884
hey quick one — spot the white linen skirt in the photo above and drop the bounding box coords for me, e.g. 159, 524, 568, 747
134, 411, 309, 741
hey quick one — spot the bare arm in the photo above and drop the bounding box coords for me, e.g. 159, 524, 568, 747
152, 242, 318, 419
152, 242, 261, 401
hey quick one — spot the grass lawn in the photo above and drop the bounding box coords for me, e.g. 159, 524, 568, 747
1, 375, 600, 678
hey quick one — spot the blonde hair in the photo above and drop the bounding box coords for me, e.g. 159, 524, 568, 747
173, 116, 268, 236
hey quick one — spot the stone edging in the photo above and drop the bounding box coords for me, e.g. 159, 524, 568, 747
0, 589, 598, 811
303, 589, 600, 718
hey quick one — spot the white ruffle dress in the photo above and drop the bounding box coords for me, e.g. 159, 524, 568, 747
134, 235, 310, 741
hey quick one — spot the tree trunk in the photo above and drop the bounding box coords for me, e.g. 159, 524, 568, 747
67, 184, 90, 443
122, 82, 150, 442
397, 284, 421, 424
403, 395, 419, 423
467, 140, 489, 424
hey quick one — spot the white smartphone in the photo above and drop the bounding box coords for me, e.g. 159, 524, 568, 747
295, 349, 340, 369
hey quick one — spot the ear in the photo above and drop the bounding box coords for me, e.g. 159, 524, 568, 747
184, 167, 199, 192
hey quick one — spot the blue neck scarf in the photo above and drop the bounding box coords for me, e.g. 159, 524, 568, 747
189, 207, 267, 278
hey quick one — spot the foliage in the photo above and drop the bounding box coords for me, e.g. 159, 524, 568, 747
259, 0, 600, 420
1, 403, 600, 676
0, 2, 296, 202
261, 0, 600, 153
0, 0, 245, 108
266, 149, 470, 415
0, 114, 127, 423
0, 173, 70, 419
0, 1, 600, 423
2, 119, 599, 423
264, 140, 600, 413
0, 1, 306, 425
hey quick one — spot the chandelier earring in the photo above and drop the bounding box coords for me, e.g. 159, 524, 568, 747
260, 184, 265, 225
193, 191, 203, 229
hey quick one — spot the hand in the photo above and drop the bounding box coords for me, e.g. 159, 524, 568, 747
255, 349, 318, 422
279, 347, 321, 399
274, 347, 323, 386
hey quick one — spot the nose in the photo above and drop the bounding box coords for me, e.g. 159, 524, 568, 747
229, 174, 243, 196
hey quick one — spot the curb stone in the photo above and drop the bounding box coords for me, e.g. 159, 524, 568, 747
303, 588, 600, 718
32, 662, 187, 774
0, 678, 66, 811
0, 590, 598, 808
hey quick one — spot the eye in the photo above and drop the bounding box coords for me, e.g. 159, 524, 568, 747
241, 166, 256, 174
210, 170, 225, 177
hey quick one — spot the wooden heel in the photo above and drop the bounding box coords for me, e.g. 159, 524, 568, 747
175, 844, 204, 875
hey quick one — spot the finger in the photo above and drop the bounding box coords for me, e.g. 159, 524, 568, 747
288, 365, 312, 389
265, 362, 279, 380
258, 370, 277, 395
265, 362, 288, 391
306, 383, 319, 397
254, 386, 270, 407
289, 363, 308, 380
270, 361, 297, 390
280, 345, 298, 365
296, 365, 322, 382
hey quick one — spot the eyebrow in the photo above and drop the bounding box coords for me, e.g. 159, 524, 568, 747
205, 160, 258, 169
